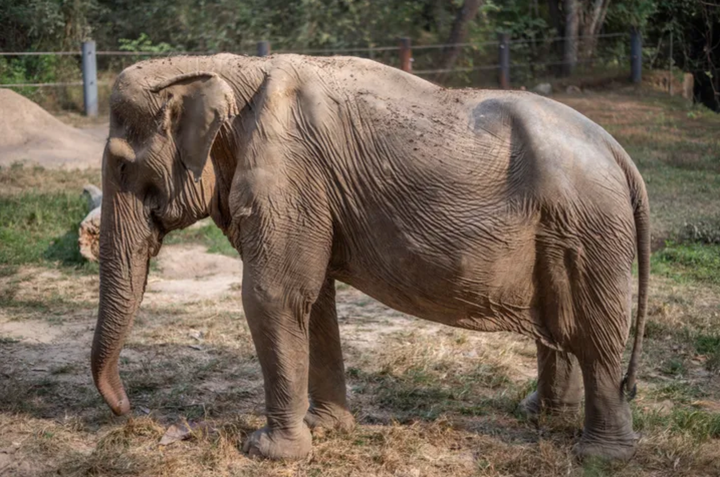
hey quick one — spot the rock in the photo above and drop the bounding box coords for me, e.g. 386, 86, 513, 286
532, 83, 553, 96
566, 85, 582, 94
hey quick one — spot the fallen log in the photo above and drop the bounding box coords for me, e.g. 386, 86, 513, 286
79, 184, 102, 262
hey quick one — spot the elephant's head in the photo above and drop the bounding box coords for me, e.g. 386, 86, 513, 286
92, 64, 239, 415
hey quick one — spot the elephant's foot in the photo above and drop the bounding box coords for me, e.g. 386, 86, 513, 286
519, 391, 541, 418
242, 425, 312, 460
304, 405, 355, 433
572, 431, 639, 461
519, 391, 581, 420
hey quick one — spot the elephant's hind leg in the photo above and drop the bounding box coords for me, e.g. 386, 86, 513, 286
523, 237, 583, 419
572, 262, 638, 460
533, 222, 638, 460
520, 341, 582, 419
306, 278, 355, 432
573, 347, 638, 461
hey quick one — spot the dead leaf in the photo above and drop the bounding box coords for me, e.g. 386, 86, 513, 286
158, 420, 216, 446
692, 400, 720, 412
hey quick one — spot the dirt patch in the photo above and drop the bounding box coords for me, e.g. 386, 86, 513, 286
0, 319, 65, 344
144, 245, 243, 305
0, 89, 106, 169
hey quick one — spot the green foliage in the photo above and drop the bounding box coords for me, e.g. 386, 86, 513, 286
88, 0, 439, 52
2, 0, 717, 107
485, 0, 551, 39
118, 33, 176, 54
607, 0, 657, 29
0, 55, 64, 100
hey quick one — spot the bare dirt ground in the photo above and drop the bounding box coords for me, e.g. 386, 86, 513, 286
1, 88, 719, 476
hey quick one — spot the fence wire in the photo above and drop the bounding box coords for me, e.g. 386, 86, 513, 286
0, 32, 642, 113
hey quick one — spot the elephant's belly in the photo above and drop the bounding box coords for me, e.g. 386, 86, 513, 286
333, 236, 545, 338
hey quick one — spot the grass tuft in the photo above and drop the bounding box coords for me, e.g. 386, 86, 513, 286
652, 242, 720, 285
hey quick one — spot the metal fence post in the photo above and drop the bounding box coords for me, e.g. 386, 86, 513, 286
257, 41, 270, 57
630, 28, 642, 84
81, 41, 98, 117
498, 33, 510, 89
399, 37, 412, 73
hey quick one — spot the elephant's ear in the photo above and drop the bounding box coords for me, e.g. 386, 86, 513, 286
151, 72, 238, 181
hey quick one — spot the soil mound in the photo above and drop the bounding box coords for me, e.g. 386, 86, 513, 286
0, 89, 105, 169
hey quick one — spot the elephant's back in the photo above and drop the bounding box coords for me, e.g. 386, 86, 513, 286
466, 91, 635, 217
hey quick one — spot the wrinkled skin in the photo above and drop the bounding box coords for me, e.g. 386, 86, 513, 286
92, 54, 649, 461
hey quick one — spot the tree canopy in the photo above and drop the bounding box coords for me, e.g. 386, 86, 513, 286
1, 0, 718, 110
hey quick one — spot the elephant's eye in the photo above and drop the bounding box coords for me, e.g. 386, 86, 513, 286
144, 184, 162, 211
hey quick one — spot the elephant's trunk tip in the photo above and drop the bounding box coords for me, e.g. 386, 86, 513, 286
99, 381, 131, 416
110, 396, 131, 416
93, 360, 132, 416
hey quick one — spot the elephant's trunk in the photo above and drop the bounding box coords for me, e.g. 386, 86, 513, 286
91, 191, 157, 416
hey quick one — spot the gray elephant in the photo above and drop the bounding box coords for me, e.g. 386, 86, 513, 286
91, 53, 649, 461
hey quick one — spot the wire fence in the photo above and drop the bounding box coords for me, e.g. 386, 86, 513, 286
0, 31, 659, 116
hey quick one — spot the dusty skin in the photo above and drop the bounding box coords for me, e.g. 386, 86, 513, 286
91, 54, 649, 461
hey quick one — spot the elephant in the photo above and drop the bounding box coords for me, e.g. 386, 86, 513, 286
91, 53, 649, 461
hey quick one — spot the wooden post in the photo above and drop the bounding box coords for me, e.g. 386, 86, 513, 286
498, 33, 510, 89
630, 28, 642, 84
669, 31, 674, 96
81, 41, 98, 117
257, 41, 270, 57
399, 37, 412, 73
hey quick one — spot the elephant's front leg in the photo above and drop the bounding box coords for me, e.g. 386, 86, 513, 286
241, 280, 314, 460
305, 278, 355, 432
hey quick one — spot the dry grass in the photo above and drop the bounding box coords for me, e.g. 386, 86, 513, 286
0, 163, 101, 198
2, 269, 719, 476
1, 89, 719, 476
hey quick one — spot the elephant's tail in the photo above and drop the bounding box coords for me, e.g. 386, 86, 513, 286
618, 149, 650, 401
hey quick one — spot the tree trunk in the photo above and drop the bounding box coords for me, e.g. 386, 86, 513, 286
435, 0, 484, 83
547, 0, 564, 75
578, 0, 611, 59
563, 0, 579, 76
548, 0, 563, 37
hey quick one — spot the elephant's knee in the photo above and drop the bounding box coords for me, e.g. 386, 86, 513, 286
244, 279, 319, 318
